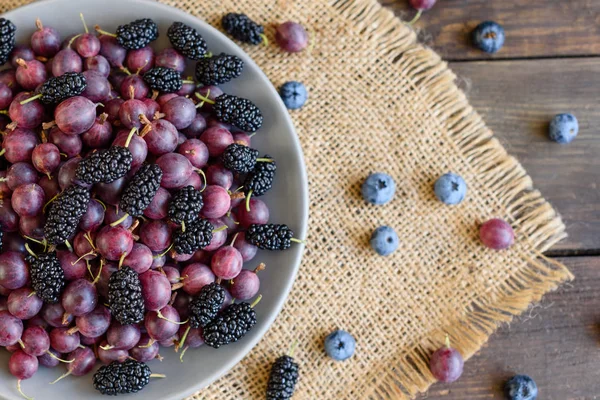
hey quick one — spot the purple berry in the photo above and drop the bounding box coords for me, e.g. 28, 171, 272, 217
480, 218, 514, 250
275, 22, 309, 53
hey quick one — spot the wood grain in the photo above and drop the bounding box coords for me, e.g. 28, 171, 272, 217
449, 58, 600, 253
417, 256, 600, 399
380, 0, 600, 60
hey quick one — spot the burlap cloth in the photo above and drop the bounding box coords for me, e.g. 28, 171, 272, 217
3, 0, 574, 398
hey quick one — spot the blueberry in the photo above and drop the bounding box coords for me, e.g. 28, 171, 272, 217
504, 375, 538, 400
434, 173, 467, 205
324, 330, 356, 361
361, 173, 395, 205
472, 21, 505, 53
370, 226, 399, 256
549, 113, 578, 144
279, 81, 307, 110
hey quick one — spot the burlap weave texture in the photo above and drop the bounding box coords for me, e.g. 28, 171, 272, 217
2, 0, 573, 398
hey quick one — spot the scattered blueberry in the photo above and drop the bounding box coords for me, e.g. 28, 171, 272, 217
434, 173, 467, 205
324, 330, 355, 361
361, 173, 395, 205
549, 113, 578, 144
370, 226, 399, 256
504, 375, 538, 400
279, 81, 307, 110
472, 21, 505, 53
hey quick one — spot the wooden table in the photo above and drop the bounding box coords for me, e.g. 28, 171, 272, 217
378, 1, 600, 398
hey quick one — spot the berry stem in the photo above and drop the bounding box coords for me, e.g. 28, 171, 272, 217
157, 243, 174, 258
194, 91, 215, 107
256, 158, 273, 163
179, 346, 189, 362
20, 94, 42, 105
27, 291, 36, 298
67, 326, 79, 335
176, 325, 191, 353
124, 127, 138, 148
229, 232, 240, 247
79, 13, 89, 33
17, 380, 33, 400
43, 193, 59, 213
156, 311, 188, 325
254, 263, 266, 273
46, 350, 74, 363
182, 80, 195, 84
92, 260, 104, 285
17, 339, 24, 349
445, 334, 450, 349
94, 25, 116, 37
288, 340, 298, 357
259, 33, 269, 46
290, 238, 306, 244
0, 148, 5, 156
99, 344, 113, 351
408, 9, 422, 25
15, 58, 28, 69
24, 243, 37, 259
150, 374, 166, 379
181, 220, 186, 233
212, 225, 227, 233
68, 34, 82, 49
245, 190, 253, 212
194, 168, 207, 192
35, 18, 43, 30
71, 250, 96, 266
49, 370, 72, 384
139, 339, 156, 348
119, 66, 132, 76
118, 252, 127, 268
110, 213, 130, 227
42, 121, 56, 130
250, 294, 263, 308
64, 240, 73, 252
61, 313, 71, 326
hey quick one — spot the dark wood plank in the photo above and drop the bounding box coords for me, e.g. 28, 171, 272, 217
448, 58, 600, 253
380, 0, 600, 60
417, 256, 600, 399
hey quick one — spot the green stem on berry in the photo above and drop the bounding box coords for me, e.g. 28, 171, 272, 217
27, 290, 36, 298
179, 346, 189, 362
408, 9, 422, 25
92, 260, 104, 285
118, 252, 127, 269
94, 25, 116, 37
445, 334, 450, 349
181, 220, 186, 233
124, 127, 138, 148
290, 238, 306, 244
36, 18, 44, 31
245, 190, 253, 212
156, 310, 188, 325
47, 350, 74, 364
99, 344, 113, 351
256, 158, 273, 163
212, 225, 227, 233
229, 232, 240, 247
0, 148, 5, 156
204, 51, 213, 58
64, 240, 73, 252
0, 110, 7, 116
119, 66, 132, 76
17, 380, 33, 400
67, 33, 82, 49
150, 374, 166, 379
194, 91, 215, 108
24, 243, 38, 259
71, 250, 96, 266
95, 198, 107, 211
17, 339, 24, 349
110, 213, 130, 227
288, 340, 298, 358
79, 13, 89, 33
20, 94, 42, 105
194, 168, 207, 192
250, 294, 263, 308
254, 263, 266, 273
50, 369, 73, 384
176, 325, 191, 353
182, 80, 195, 84
43, 193, 59, 213
156, 243, 174, 258
259, 33, 269, 47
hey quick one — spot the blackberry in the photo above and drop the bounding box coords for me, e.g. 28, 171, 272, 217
246, 224, 294, 251
173, 218, 213, 255
244, 155, 276, 196
167, 21, 207, 60
27, 251, 65, 304
195, 53, 243, 86
93, 359, 157, 395
189, 282, 225, 328
221, 13, 265, 45
24, 72, 87, 105
143, 67, 182, 93
221, 143, 259, 174
0, 18, 16, 66
119, 164, 163, 217
213, 94, 263, 133
168, 185, 203, 226
76, 146, 133, 184
203, 301, 257, 348
44, 185, 90, 245
116, 18, 159, 50
266, 355, 299, 400
108, 266, 145, 325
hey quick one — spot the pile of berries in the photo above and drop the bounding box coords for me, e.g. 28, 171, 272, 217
0, 13, 303, 398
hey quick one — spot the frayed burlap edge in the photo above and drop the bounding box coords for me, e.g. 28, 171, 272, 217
328, 0, 572, 398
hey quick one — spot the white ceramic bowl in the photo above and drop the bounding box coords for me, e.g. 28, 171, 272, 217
0, 1, 308, 398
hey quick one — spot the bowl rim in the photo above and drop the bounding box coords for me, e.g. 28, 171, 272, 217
0, 0, 309, 398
